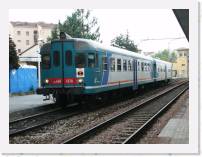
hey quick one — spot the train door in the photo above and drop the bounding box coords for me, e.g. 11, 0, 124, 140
133, 59, 138, 90
63, 41, 76, 87
101, 51, 110, 86
94, 52, 101, 86
85, 52, 100, 87
153, 61, 157, 82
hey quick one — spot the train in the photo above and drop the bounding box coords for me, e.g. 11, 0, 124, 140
36, 32, 172, 106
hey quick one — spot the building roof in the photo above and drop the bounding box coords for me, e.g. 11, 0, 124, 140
18, 44, 41, 62
10, 21, 56, 29
175, 47, 189, 51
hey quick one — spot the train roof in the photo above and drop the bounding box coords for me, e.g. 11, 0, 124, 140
44, 38, 172, 65
53, 38, 154, 61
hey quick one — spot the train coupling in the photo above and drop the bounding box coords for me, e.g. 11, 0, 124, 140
43, 95, 50, 101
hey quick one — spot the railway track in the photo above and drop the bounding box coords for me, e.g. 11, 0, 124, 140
9, 103, 80, 136
62, 81, 188, 144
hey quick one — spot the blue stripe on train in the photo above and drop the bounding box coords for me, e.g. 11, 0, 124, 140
101, 52, 111, 85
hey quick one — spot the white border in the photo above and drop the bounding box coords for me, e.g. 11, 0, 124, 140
0, 0, 199, 154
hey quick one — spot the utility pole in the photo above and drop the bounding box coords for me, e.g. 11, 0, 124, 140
37, 39, 43, 87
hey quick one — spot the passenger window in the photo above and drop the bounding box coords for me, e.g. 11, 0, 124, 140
145, 63, 147, 71
88, 53, 95, 68
65, 50, 72, 66
75, 53, 86, 68
137, 61, 140, 71
123, 59, 127, 71
103, 56, 108, 70
95, 53, 98, 67
110, 58, 115, 71
117, 59, 122, 71
128, 60, 132, 71
141, 62, 144, 71
53, 51, 60, 66
42, 54, 51, 69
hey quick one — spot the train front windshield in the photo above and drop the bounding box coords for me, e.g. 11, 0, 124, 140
75, 53, 86, 68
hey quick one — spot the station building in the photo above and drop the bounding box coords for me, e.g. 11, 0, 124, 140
172, 47, 189, 78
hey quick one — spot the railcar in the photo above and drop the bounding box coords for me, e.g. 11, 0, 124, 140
37, 33, 172, 105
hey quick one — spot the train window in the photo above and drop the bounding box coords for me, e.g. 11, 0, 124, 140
75, 53, 86, 68
128, 60, 132, 71
145, 63, 147, 71
137, 61, 140, 71
65, 50, 72, 66
103, 56, 108, 70
53, 51, 60, 67
123, 59, 127, 71
141, 62, 144, 71
95, 53, 98, 67
117, 59, 122, 71
110, 58, 115, 71
42, 54, 51, 69
148, 63, 150, 71
88, 53, 95, 68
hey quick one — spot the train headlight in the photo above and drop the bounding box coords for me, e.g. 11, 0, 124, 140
78, 78, 83, 84
45, 79, 49, 84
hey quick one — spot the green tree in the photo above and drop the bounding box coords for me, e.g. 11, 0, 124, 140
152, 49, 177, 63
9, 36, 19, 69
111, 31, 138, 52
48, 9, 100, 41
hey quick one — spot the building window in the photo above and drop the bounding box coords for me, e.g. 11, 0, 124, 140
182, 70, 185, 74
182, 64, 185, 66
110, 58, 115, 71
117, 59, 122, 71
179, 53, 183, 57
88, 53, 95, 68
17, 40, 21, 43
26, 40, 29, 45
17, 49, 21, 53
123, 59, 127, 71
26, 31, 29, 36
17, 31, 21, 35
102, 56, 108, 70
33, 30, 38, 44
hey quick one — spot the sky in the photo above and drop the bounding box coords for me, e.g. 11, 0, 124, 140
9, 9, 189, 53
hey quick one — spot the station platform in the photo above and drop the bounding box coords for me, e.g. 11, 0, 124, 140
9, 94, 54, 113
157, 95, 189, 144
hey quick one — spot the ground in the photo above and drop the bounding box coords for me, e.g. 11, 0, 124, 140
9, 94, 54, 113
